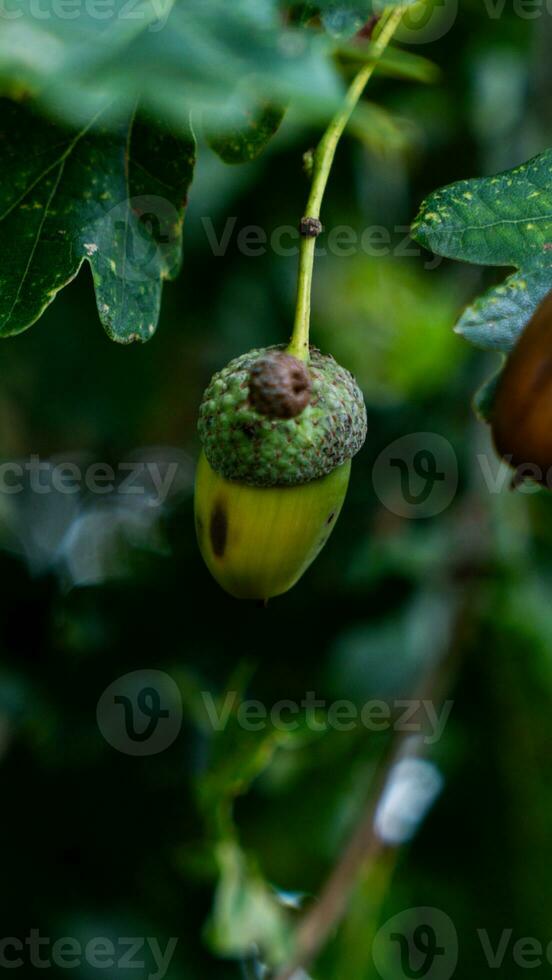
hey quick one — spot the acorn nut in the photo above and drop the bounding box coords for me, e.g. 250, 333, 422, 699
195, 345, 367, 600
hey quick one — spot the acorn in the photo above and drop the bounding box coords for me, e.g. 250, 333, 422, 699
491, 290, 552, 483
195, 346, 367, 600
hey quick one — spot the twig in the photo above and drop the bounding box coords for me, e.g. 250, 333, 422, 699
273, 584, 475, 980
288, 7, 406, 361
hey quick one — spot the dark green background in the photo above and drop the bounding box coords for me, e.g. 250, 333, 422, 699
1, 3, 552, 977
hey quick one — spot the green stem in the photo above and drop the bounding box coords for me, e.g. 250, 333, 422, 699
287, 6, 406, 361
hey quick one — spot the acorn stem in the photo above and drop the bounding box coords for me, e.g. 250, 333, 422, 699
287, 6, 406, 363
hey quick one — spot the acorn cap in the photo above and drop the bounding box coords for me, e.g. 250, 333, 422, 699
198, 346, 367, 487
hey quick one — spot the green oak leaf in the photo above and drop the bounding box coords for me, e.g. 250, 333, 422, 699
456, 266, 552, 353
0, 99, 195, 342
411, 149, 552, 353
207, 101, 286, 165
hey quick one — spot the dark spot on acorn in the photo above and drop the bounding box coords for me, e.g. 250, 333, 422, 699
249, 352, 312, 419
326, 511, 336, 525
210, 500, 228, 558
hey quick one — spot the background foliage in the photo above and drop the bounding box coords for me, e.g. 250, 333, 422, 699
1, 2, 552, 978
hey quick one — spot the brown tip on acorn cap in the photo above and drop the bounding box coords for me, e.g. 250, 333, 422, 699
249, 352, 312, 420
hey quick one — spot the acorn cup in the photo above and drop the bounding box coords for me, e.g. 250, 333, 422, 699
195, 346, 367, 600
491, 290, 552, 485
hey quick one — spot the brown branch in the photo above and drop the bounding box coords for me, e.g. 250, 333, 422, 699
273, 585, 475, 980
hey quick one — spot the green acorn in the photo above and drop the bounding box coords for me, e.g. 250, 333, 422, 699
195, 345, 366, 600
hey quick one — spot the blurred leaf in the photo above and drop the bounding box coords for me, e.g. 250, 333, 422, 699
198, 714, 305, 832
207, 101, 286, 164
321, 1, 416, 39
338, 41, 440, 84
322, 3, 373, 38
314, 257, 463, 405
328, 591, 454, 699
197, 666, 299, 834
207, 841, 292, 964
345, 523, 454, 589
411, 149, 552, 352
0, 0, 342, 131
349, 101, 415, 154
0, 100, 195, 341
